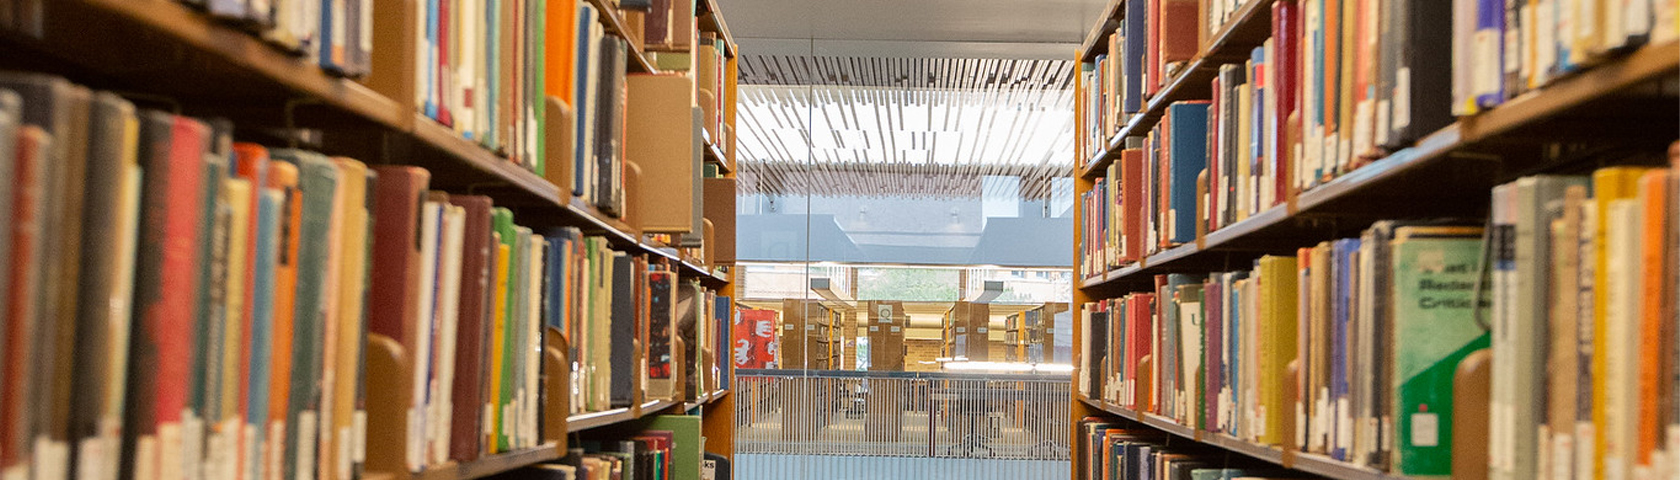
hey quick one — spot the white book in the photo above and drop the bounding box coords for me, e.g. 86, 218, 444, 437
410, 201, 442, 471
431, 205, 466, 464
458, 0, 478, 136
1603, 198, 1643, 480
523, 238, 545, 447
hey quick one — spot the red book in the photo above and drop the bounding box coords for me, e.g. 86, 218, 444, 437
447, 194, 493, 462
1158, 0, 1201, 87
437, 0, 453, 127
1271, 0, 1299, 205
126, 112, 210, 475
1129, 293, 1156, 411
2, 126, 48, 472
368, 166, 430, 354
1208, 75, 1222, 233
1120, 148, 1145, 264
1145, 0, 1162, 97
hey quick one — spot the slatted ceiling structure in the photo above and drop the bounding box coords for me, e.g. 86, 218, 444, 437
734, 56, 1076, 200
739, 56, 1075, 89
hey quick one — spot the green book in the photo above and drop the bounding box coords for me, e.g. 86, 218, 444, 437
490, 208, 518, 451
271, 149, 339, 480
644, 415, 702, 480
1390, 225, 1490, 476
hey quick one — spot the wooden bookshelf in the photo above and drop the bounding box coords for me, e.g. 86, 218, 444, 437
1080, 0, 1277, 179
1079, 396, 1412, 480
1080, 40, 1679, 292
696, 0, 740, 58
1076, 0, 1125, 63
1, 0, 744, 477
584, 0, 660, 73
1069, 0, 1679, 476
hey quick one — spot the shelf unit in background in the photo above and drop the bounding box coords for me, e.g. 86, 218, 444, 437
1067, 0, 1680, 477
0, 0, 744, 476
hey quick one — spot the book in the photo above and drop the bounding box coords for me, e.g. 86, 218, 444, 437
1389, 225, 1487, 476
446, 195, 494, 462
272, 149, 339, 480
68, 91, 140, 480
123, 113, 209, 480
366, 165, 429, 472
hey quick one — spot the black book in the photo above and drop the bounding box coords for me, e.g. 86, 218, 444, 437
610, 252, 637, 407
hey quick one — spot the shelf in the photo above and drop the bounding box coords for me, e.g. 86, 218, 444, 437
1077, 0, 1125, 62
695, 0, 739, 58
704, 138, 732, 174
566, 407, 635, 433
1080, 0, 1277, 179
1080, 41, 1679, 292
1081, 395, 1409, 480
409, 115, 566, 206
402, 443, 562, 480
584, 0, 659, 73
452, 444, 563, 480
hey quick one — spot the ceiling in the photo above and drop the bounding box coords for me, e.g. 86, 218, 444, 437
717, 0, 1106, 199
715, 0, 1112, 59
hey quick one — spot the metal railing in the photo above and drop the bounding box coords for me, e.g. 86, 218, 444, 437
733, 369, 1071, 461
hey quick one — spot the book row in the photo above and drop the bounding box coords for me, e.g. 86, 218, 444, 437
565, 233, 734, 415
102, 0, 729, 222
1079, 418, 1305, 479
0, 71, 731, 480
519, 414, 726, 480
1078, 0, 1679, 273
1078, 142, 1680, 478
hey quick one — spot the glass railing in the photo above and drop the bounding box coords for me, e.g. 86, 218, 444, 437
733, 369, 1071, 461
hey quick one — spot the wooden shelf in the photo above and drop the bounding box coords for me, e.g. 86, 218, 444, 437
1080, 395, 1409, 480
584, 0, 659, 73
1076, 0, 1125, 63
1080, 41, 1679, 292
453, 444, 564, 479
696, 0, 739, 58
1079, 0, 1276, 179
401, 443, 562, 480
566, 407, 635, 433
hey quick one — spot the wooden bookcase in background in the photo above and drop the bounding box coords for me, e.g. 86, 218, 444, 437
0, 0, 742, 477
1067, 0, 1679, 479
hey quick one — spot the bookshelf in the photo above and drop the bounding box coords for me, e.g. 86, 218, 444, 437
1080, 40, 1680, 293
0, 0, 744, 477
1069, 0, 1680, 478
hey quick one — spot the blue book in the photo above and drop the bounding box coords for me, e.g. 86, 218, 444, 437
247, 184, 282, 478
1473, 0, 1504, 109
1165, 101, 1209, 245
715, 296, 733, 390
1122, 0, 1146, 114
574, 5, 600, 198
1331, 238, 1360, 460
484, 0, 501, 149
423, 0, 439, 118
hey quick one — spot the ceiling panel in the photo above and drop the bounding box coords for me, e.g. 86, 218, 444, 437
716, 0, 1111, 58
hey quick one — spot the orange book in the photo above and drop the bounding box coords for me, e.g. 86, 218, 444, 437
545, 0, 579, 107
1636, 169, 1670, 467
265, 161, 302, 479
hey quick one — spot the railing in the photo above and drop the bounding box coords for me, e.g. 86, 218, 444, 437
733, 369, 1071, 461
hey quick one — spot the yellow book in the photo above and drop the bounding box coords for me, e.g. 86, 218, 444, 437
329, 158, 369, 480
487, 239, 510, 455
1593, 166, 1655, 480
219, 177, 252, 480
1257, 255, 1299, 446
